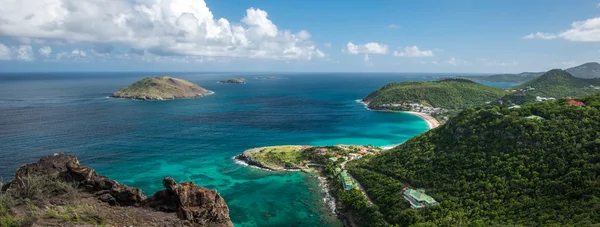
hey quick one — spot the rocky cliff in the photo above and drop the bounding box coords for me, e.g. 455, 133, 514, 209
1, 153, 233, 227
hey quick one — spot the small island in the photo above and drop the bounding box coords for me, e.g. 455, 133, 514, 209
254, 76, 278, 79
219, 78, 247, 84
110, 76, 213, 100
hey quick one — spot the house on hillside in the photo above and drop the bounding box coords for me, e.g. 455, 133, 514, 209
340, 171, 355, 190
403, 189, 438, 209
567, 100, 585, 107
525, 115, 545, 120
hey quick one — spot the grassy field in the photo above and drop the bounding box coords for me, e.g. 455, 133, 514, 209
247, 146, 305, 168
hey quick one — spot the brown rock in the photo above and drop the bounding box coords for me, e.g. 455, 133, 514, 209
148, 177, 234, 227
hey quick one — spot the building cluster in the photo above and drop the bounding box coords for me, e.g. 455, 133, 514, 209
590, 85, 600, 90
536, 96, 556, 102
403, 188, 438, 209
378, 103, 443, 115
333, 168, 356, 190
567, 100, 585, 107
312, 145, 382, 191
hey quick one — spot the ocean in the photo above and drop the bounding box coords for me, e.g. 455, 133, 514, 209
0, 72, 444, 226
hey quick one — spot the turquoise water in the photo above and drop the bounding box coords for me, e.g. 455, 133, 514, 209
0, 72, 436, 226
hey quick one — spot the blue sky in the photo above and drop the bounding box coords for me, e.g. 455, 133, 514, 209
1, 0, 600, 73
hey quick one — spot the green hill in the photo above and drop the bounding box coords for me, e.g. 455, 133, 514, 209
348, 93, 600, 226
363, 79, 507, 110
458, 72, 543, 83
515, 69, 600, 98
111, 76, 212, 100
566, 62, 600, 79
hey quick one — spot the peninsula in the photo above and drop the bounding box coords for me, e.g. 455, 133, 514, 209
235, 145, 383, 226
219, 78, 247, 84
110, 76, 213, 100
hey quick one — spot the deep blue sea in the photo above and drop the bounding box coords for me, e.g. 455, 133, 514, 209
0, 72, 453, 226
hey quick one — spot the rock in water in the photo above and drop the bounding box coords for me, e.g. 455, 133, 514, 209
219, 78, 247, 84
148, 177, 233, 227
110, 76, 213, 100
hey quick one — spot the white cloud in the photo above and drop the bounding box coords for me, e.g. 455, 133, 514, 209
71, 49, 87, 57
0, 43, 11, 60
324, 43, 332, 48
15, 46, 34, 61
447, 57, 458, 66
38, 46, 52, 56
431, 61, 438, 65
388, 24, 399, 29
522, 32, 558, 40
393, 46, 434, 57
0, 0, 324, 60
296, 30, 311, 40
0, 43, 35, 61
597, 2, 600, 7
345, 42, 388, 54
523, 17, 600, 41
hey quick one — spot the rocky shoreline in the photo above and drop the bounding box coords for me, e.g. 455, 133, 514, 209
233, 150, 355, 226
110, 91, 215, 101
233, 149, 308, 172
1, 153, 233, 226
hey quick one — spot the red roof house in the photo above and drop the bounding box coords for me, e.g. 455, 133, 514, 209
567, 100, 585, 107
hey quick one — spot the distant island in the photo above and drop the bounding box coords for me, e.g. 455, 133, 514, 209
110, 76, 213, 100
457, 62, 600, 83
219, 78, 247, 84
254, 76, 278, 79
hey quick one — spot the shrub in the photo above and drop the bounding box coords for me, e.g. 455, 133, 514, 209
7, 175, 77, 206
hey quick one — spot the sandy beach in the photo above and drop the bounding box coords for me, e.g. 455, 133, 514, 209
358, 99, 440, 130
405, 111, 440, 129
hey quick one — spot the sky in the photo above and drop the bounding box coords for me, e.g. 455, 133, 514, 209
1, 0, 600, 73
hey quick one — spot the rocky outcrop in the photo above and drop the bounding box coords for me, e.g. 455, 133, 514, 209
2, 153, 233, 226
2, 153, 145, 206
147, 177, 233, 227
219, 78, 246, 84
234, 152, 276, 171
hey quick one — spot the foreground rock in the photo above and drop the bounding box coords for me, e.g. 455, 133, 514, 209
219, 78, 246, 84
1, 153, 233, 226
111, 76, 213, 100
148, 177, 233, 227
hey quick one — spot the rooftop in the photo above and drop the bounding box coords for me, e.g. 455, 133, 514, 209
404, 189, 437, 204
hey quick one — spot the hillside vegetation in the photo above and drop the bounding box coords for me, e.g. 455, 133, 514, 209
111, 76, 212, 100
516, 69, 600, 98
458, 72, 543, 83
363, 79, 507, 110
348, 92, 600, 226
566, 62, 600, 79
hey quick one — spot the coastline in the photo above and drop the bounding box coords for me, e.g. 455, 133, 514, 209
356, 99, 440, 130
232, 154, 344, 223
404, 111, 440, 129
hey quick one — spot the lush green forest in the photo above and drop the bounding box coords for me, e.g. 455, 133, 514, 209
363, 79, 507, 110
348, 92, 600, 226
515, 69, 600, 98
365, 70, 600, 111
